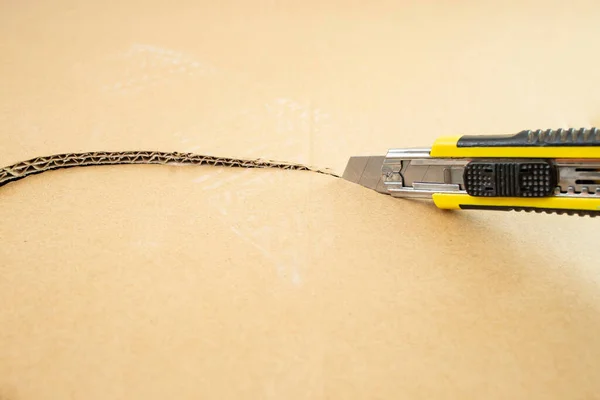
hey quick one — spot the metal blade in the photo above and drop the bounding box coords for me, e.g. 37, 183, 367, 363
342, 156, 388, 194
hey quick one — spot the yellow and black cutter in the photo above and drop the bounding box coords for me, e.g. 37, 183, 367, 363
342, 128, 600, 216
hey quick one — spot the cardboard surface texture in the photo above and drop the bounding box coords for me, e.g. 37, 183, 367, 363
1, 1, 600, 398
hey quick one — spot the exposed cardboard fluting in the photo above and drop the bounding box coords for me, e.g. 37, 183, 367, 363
0, 151, 340, 189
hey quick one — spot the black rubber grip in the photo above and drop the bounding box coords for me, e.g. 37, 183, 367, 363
459, 205, 600, 217
457, 128, 600, 147
464, 160, 557, 197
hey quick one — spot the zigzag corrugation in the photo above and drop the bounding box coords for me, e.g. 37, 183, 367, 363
0, 151, 339, 188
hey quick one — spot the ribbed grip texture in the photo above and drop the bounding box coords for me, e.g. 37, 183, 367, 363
457, 127, 600, 147
523, 128, 600, 145
464, 160, 556, 197
459, 205, 600, 217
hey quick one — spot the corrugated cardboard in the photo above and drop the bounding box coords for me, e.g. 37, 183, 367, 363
1, 1, 600, 398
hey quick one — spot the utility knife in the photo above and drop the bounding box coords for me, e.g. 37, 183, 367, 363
342, 128, 600, 216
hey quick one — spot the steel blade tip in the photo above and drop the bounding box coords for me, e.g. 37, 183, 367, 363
342, 155, 388, 194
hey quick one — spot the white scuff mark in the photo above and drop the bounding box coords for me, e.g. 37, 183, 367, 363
193, 175, 212, 183
230, 226, 277, 263
202, 168, 253, 190
177, 95, 330, 166
264, 96, 330, 139
291, 270, 302, 286
313, 108, 330, 123
201, 165, 305, 286
100, 43, 218, 94
126, 44, 181, 58
215, 191, 233, 216
218, 174, 306, 288
284, 137, 299, 147
230, 225, 302, 287
194, 169, 224, 187
164, 94, 330, 288
241, 143, 270, 157
243, 175, 268, 186
132, 239, 161, 250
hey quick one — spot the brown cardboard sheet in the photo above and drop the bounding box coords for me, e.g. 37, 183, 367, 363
1, 1, 600, 398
